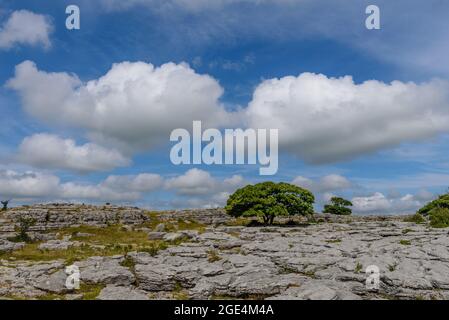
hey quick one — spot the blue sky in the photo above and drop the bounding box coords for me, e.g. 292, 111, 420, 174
1, 0, 449, 214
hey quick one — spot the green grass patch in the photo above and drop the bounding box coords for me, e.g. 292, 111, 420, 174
172, 282, 190, 300
79, 283, 105, 300
225, 217, 252, 227
66, 224, 148, 244
354, 262, 363, 273
399, 239, 411, 245
142, 212, 206, 233
176, 219, 206, 233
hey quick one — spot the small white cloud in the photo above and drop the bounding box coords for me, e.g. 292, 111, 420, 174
412, 189, 435, 202
0, 10, 53, 50
223, 175, 245, 189
164, 169, 246, 207
352, 192, 391, 213
102, 173, 163, 192
165, 168, 217, 195
321, 192, 336, 203
352, 191, 428, 215
18, 134, 130, 173
60, 172, 164, 202
292, 174, 352, 193
0, 170, 60, 198
60, 182, 141, 202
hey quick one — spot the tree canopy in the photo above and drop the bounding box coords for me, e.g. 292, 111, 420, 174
323, 197, 353, 215
417, 194, 449, 216
225, 182, 315, 225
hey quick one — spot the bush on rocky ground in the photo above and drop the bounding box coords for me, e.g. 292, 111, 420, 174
8, 217, 36, 243
429, 207, 449, 228
404, 213, 425, 224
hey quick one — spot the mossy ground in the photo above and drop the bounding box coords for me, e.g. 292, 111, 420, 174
143, 211, 206, 233
0, 217, 198, 263
34, 283, 105, 300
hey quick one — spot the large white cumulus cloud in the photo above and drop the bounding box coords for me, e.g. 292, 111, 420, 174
246, 73, 449, 163
8, 61, 449, 165
7, 60, 237, 154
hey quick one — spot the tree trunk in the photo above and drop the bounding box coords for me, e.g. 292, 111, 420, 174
263, 216, 268, 225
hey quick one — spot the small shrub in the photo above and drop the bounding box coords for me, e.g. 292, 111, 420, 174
207, 250, 222, 263
399, 240, 411, 245
429, 207, 449, 228
120, 255, 136, 269
8, 217, 36, 243
354, 262, 363, 273
172, 282, 189, 300
388, 263, 397, 272
404, 213, 425, 224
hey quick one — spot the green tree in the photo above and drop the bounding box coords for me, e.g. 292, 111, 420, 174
417, 194, 449, 216
1, 200, 10, 211
323, 197, 353, 215
225, 182, 315, 225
